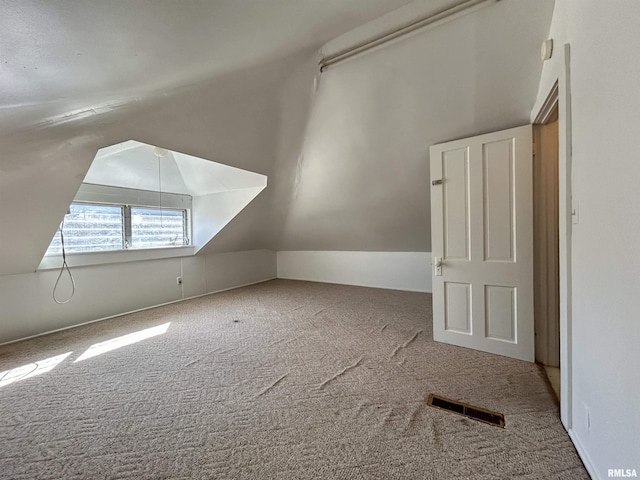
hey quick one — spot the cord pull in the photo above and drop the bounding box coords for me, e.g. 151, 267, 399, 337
53, 219, 75, 304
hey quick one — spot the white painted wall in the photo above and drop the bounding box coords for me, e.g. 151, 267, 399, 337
273, 0, 554, 252
0, 250, 276, 345
192, 187, 266, 251
531, 1, 640, 477
277, 251, 432, 293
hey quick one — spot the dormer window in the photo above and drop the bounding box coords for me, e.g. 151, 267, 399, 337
39, 140, 266, 268
45, 184, 192, 255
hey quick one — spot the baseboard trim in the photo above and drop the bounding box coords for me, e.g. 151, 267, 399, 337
0, 277, 276, 347
568, 428, 599, 480
277, 275, 429, 293
277, 251, 432, 293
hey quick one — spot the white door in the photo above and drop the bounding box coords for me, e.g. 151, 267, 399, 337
430, 125, 534, 361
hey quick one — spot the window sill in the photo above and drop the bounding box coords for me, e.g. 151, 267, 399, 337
38, 246, 195, 271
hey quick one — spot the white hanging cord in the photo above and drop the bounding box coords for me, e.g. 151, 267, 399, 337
154, 146, 168, 228
157, 153, 164, 227
53, 217, 75, 304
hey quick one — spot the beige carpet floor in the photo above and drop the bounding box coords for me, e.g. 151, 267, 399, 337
0, 279, 588, 479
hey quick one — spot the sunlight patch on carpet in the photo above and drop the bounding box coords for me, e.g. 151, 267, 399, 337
74, 322, 170, 362
0, 352, 73, 388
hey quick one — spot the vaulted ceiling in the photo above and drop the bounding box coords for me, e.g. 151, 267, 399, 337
1, 0, 418, 131
0, 0, 419, 275
0, 0, 555, 275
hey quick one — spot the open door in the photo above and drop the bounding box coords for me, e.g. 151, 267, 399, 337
430, 125, 534, 362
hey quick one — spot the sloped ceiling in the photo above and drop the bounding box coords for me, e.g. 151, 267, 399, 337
86, 140, 266, 197
272, 0, 555, 251
84, 140, 268, 252
0, 0, 555, 275
0, 0, 416, 132
0, 0, 417, 275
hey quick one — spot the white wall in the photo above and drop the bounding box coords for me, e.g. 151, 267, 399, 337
532, 1, 640, 477
0, 250, 276, 345
192, 187, 266, 251
272, 0, 554, 252
277, 251, 432, 293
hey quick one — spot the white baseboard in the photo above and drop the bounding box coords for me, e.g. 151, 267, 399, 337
0, 277, 276, 347
568, 429, 599, 480
277, 251, 432, 293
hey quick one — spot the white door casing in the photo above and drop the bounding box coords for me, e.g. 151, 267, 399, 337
430, 125, 534, 362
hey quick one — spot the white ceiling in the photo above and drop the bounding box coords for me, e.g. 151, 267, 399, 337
86, 140, 266, 196
0, 0, 418, 131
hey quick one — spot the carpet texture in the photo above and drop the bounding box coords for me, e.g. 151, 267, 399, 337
0, 279, 588, 479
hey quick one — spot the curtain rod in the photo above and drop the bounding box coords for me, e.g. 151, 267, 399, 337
319, 0, 499, 71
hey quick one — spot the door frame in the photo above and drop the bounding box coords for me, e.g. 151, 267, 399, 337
533, 103, 559, 367
530, 43, 573, 430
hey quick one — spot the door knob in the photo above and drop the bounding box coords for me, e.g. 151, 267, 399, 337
434, 257, 443, 276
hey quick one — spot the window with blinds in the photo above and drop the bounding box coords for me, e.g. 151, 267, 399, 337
130, 207, 187, 249
47, 204, 124, 254
45, 185, 191, 256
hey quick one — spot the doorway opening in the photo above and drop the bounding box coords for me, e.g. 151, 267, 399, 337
533, 103, 560, 402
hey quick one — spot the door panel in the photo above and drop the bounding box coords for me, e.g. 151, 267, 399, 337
485, 285, 516, 342
483, 140, 515, 262
444, 282, 472, 334
442, 148, 470, 260
430, 125, 533, 361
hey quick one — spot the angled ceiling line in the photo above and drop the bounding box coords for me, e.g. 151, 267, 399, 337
319, 0, 499, 71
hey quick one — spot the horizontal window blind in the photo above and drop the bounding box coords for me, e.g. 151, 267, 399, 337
47, 204, 124, 255
45, 184, 191, 256
130, 208, 187, 249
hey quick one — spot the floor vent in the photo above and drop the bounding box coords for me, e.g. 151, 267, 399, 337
427, 394, 505, 428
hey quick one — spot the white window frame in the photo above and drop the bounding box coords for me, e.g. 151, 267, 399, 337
39, 184, 194, 270
126, 205, 190, 249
